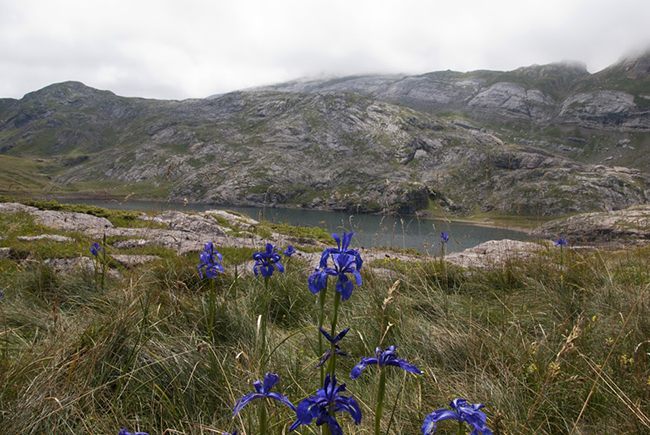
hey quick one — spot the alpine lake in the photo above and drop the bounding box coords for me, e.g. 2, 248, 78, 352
60, 199, 532, 254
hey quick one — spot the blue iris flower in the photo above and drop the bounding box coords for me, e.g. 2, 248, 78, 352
309, 233, 363, 300
422, 399, 493, 435
350, 345, 422, 379
283, 245, 296, 257
253, 243, 285, 278
290, 374, 361, 435
440, 232, 449, 244
118, 429, 149, 435
316, 327, 351, 367
90, 242, 103, 256
319, 232, 363, 269
232, 372, 296, 417
198, 242, 225, 279
308, 267, 328, 293
555, 238, 568, 246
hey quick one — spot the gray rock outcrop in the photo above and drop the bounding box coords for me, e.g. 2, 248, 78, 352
534, 205, 650, 243
32, 210, 113, 232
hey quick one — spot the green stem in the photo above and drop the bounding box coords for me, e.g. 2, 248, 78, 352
326, 291, 342, 377
209, 278, 215, 342
458, 420, 464, 435
233, 264, 238, 299
317, 285, 328, 385
100, 233, 107, 291
259, 276, 271, 367
374, 366, 387, 435
94, 255, 98, 287
259, 401, 267, 435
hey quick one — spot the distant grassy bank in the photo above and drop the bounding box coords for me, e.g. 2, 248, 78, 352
0, 203, 648, 434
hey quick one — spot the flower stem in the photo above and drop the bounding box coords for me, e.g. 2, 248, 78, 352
458, 420, 464, 435
326, 291, 342, 377
374, 366, 387, 435
259, 401, 267, 435
208, 278, 215, 342
100, 233, 107, 291
233, 264, 239, 299
259, 276, 271, 367
317, 285, 328, 385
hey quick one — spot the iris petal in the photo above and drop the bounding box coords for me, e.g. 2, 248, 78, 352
350, 357, 378, 379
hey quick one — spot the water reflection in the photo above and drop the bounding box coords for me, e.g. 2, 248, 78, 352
60, 199, 530, 254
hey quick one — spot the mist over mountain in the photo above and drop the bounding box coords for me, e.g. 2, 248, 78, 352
1, 52, 650, 216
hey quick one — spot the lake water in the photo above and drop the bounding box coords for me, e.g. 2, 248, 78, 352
61, 199, 530, 254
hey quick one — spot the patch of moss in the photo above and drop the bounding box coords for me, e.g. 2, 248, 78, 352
263, 221, 331, 244
18, 199, 166, 229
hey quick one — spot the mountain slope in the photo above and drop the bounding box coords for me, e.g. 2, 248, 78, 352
245, 53, 650, 172
1, 82, 649, 216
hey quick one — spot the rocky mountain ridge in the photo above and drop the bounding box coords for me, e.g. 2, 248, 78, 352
246, 53, 650, 132
1, 52, 650, 217
245, 52, 650, 173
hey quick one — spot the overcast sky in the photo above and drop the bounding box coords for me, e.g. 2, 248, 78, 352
2, 0, 650, 100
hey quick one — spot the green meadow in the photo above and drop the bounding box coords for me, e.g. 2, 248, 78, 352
0, 207, 648, 435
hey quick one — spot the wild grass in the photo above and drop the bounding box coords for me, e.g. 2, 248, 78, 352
0, 224, 649, 434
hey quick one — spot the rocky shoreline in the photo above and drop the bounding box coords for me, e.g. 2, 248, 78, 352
0, 201, 556, 273
3, 201, 649, 281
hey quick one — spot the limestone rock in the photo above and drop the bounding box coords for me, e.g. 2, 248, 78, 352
18, 234, 75, 243
144, 211, 227, 235
0, 203, 38, 214
32, 210, 114, 232
42, 256, 120, 279
468, 83, 555, 122
533, 205, 650, 243
204, 209, 259, 229
111, 254, 161, 268
446, 239, 544, 269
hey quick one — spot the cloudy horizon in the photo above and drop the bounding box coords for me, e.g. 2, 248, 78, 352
2, 0, 650, 101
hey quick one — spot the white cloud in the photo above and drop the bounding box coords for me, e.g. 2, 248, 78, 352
1, 0, 649, 99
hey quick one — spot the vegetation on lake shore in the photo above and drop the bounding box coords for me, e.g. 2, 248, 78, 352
0, 208, 649, 435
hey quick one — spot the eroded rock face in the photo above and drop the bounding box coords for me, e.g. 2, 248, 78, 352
4, 69, 650, 216
468, 83, 556, 123
446, 239, 545, 269
143, 211, 227, 235
558, 91, 649, 130
533, 205, 650, 243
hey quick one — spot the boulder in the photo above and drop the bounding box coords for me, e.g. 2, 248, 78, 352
32, 210, 114, 232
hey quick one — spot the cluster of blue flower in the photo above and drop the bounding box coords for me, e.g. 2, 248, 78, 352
111, 231, 501, 435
